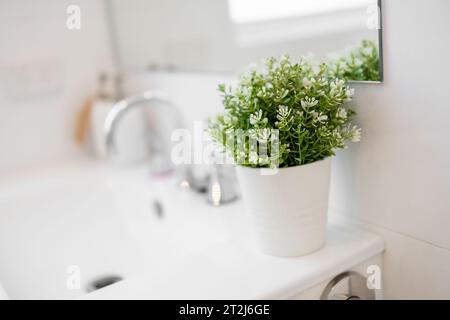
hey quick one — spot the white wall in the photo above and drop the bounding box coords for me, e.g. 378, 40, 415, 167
330, 0, 450, 299
0, 0, 114, 174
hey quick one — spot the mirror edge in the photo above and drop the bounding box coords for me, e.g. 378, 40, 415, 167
349, 0, 384, 84
378, 0, 384, 83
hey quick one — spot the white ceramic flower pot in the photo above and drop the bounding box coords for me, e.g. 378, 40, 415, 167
235, 158, 331, 257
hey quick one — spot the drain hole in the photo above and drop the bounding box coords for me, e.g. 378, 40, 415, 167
152, 199, 164, 219
87, 275, 123, 293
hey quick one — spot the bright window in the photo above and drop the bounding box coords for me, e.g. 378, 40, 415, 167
228, 0, 372, 24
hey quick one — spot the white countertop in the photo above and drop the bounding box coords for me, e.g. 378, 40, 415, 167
0, 159, 384, 299
85, 222, 384, 300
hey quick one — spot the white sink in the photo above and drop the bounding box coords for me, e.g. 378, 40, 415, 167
0, 160, 245, 299
0, 160, 384, 300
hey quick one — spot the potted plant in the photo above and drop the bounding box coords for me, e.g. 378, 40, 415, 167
208, 55, 361, 256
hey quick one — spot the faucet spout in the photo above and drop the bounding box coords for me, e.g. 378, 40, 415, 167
104, 90, 182, 159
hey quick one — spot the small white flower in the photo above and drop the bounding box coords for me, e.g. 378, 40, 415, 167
277, 105, 290, 117
330, 80, 347, 97
301, 96, 318, 109
265, 82, 273, 89
311, 111, 327, 123
337, 108, 347, 119
331, 79, 345, 90
347, 87, 355, 97
344, 87, 355, 102
317, 114, 328, 123
276, 105, 293, 129
350, 126, 362, 142
249, 110, 263, 125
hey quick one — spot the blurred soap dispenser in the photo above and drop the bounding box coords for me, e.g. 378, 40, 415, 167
89, 72, 148, 163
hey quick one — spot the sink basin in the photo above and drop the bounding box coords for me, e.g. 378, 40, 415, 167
0, 160, 384, 300
0, 160, 243, 299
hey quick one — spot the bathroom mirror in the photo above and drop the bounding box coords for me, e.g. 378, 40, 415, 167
107, 0, 383, 82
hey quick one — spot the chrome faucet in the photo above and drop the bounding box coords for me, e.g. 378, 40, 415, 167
104, 90, 181, 174
104, 90, 238, 205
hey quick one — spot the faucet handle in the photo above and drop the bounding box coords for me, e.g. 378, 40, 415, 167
177, 165, 209, 193
176, 163, 238, 206
207, 163, 239, 206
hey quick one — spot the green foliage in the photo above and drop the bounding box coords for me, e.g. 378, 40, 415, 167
208, 55, 361, 168
330, 40, 380, 82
